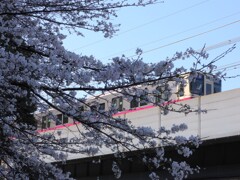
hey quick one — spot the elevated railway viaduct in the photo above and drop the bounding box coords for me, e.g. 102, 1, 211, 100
55, 88, 240, 179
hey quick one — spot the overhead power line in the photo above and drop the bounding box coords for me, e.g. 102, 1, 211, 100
215, 60, 240, 71
102, 11, 240, 59
73, 0, 211, 50
115, 0, 211, 36
128, 19, 240, 58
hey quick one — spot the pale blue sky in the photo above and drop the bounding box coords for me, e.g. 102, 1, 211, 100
63, 0, 240, 91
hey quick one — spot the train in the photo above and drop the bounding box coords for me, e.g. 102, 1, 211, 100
37, 72, 222, 131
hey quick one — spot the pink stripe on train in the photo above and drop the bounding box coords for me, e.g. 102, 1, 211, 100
38, 97, 192, 133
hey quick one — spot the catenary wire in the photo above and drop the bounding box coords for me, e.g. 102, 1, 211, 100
72, 0, 211, 50
101, 11, 240, 59
215, 61, 240, 71
126, 19, 240, 58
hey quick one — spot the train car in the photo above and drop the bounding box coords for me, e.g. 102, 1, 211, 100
37, 72, 221, 131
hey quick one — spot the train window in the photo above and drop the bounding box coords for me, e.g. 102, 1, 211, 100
119, 97, 123, 111
162, 91, 169, 101
79, 106, 84, 112
140, 94, 148, 106
155, 86, 162, 103
178, 84, 184, 97
130, 96, 138, 108
63, 114, 68, 124
56, 114, 69, 125
206, 83, 212, 95
155, 96, 160, 104
56, 114, 62, 125
155, 86, 169, 102
42, 115, 50, 129
90, 105, 97, 111
99, 103, 105, 111
112, 96, 123, 111
214, 80, 221, 93
190, 75, 204, 95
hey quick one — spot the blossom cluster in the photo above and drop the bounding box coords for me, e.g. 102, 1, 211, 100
0, 0, 225, 179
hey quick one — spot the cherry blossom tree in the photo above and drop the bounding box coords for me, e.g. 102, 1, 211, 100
0, 0, 231, 179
